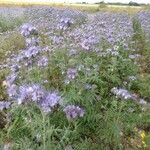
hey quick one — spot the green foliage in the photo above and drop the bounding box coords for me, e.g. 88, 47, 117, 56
131, 17, 150, 104
137, 75, 150, 102
132, 18, 150, 73
0, 15, 25, 32
0, 32, 25, 65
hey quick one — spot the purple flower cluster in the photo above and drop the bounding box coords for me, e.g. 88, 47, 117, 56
6, 73, 17, 87
50, 35, 64, 44
58, 18, 73, 30
67, 68, 78, 80
24, 46, 41, 59
38, 56, 48, 67
7, 84, 17, 98
39, 91, 61, 113
21, 23, 38, 37
0, 101, 11, 111
63, 105, 85, 119
111, 87, 135, 100
137, 11, 150, 41
11, 64, 20, 73
17, 84, 45, 104
9, 83, 62, 113
25, 37, 39, 47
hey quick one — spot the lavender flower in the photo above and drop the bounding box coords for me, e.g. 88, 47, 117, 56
25, 37, 39, 47
63, 105, 85, 119
17, 84, 45, 105
6, 73, 17, 87
80, 41, 90, 51
0, 101, 11, 111
24, 46, 41, 58
11, 64, 20, 72
17, 85, 32, 105
38, 56, 48, 67
21, 23, 38, 37
139, 99, 147, 105
39, 91, 61, 113
7, 84, 17, 98
67, 68, 78, 80
58, 18, 73, 30
111, 87, 134, 100
30, 84, 45, 102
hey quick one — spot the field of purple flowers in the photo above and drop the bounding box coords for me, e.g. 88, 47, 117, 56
0, 6, 150, 150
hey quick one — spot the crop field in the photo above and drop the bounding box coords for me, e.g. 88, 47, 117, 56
0, 3, 150, 150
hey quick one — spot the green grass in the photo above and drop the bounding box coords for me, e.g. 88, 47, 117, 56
0, 32, 25, 64
0, 15, 26, 32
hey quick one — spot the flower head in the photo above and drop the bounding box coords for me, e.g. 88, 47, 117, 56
7, 84, 17, 98
0, 101, 11, 111
39, 91, 62, 113
6, 73, 17, 87
38, 56, 48, 67
25, 46, 41, 58
63, 105, 84, 119
11, 64, 20, 72
21, 23, 38, 37
17, 84, 45, 105
111, 87, 134, 100
67, 68, 78, 80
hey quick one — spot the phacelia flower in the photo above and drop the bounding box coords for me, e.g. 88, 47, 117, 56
21, 23, 38, 37
111, 87, 134, 100
58, 18, 73, 30
6, 73, 17, 87
25, 37, 39, 47
11, 64, 20, 72
7, 84, 17, 98
63, 105, 85, 119
0, 101, 11, 111
38, 56, 48, 67
17, 84, 45, 105
39, 91, 62, 113
24, 46, 41, 58
67, 68, 78, 80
